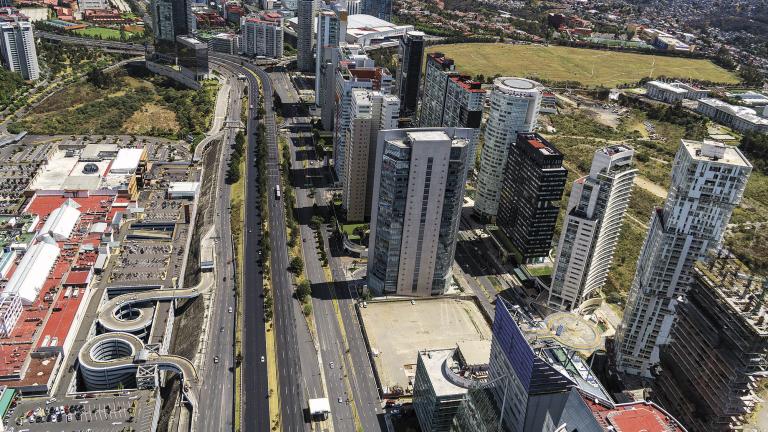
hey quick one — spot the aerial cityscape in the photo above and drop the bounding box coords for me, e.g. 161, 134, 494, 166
0, 0, 766, 430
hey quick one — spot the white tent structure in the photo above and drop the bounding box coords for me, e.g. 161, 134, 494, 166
3, 241, 60, 304
37, 199, 81, 241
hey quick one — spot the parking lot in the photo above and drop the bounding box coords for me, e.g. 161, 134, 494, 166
6, 396, 146, 432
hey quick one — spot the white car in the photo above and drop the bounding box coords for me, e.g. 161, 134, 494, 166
261, 355, 265, 363
228, 306, 233, 313
338, 397, 343, 403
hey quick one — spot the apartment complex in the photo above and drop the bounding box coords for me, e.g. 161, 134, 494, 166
367, 128, 473, 296
696, 98, 768, 134
548, 146, 637, 312
316, 7, 348, 130
333, 46, 394, 185
475, 77, 544, 221
419, 52, 485, 168
497, 133, 567, 263
296, 0, 315, 72
397, 31, 425, 118
616, 139, 752, 377
0, 19, 39, 80
654, 255, 768, 432
342, 89, 399, 222
241, 12, 284, 58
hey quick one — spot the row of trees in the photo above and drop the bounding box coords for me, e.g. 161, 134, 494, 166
226, 130, 246, 184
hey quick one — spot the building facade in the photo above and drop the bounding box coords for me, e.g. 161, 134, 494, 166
0, 20, 39, 80
645, 81, 708, 103
367, 128, 473, 296
209, 32, 240, 54
176, 35, 208, 80
342, 89, 399, 222
296, 0, 315, 72
474, 77, 544, 221
615, 139, 752, 377
548, 146, 637, 312
150, 0, 195, 43
497, 133, 567, 263
397, 31, 425, 118
654, 256, 768, 432
241, 12, 284, 58
316, 7, 347, 130
333, 46, 393, 185
362, 0, 392, 21
418, 52, 484, 170
696, 98, 768, 135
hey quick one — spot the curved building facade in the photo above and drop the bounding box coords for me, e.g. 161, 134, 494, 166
474, 77, 543, 221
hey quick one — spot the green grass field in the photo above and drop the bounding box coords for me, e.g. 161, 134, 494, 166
74, 27, 141, 40
429, 43, 740, 87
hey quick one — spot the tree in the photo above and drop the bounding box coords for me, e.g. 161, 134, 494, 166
739, 64, 765, 87
310, 215, 324, 229
296, 280, 311, 301
302, 303, 312, 316
288, 256, 304, 275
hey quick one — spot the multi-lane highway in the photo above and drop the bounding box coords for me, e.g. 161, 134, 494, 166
196, 62, 245, 432
275, 68, 387, 432
212, 54, 308, 432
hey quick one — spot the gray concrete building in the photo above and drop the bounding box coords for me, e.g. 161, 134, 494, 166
296, 0, 315, 72
367, 128, 473, 296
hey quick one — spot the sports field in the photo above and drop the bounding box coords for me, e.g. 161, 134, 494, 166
429, 43, 739, 87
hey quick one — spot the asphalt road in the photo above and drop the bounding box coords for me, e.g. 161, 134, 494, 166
209, 55, 273, 432
213, 55, 310, 432
196, 62, 242, 432
274, 65, 386, 431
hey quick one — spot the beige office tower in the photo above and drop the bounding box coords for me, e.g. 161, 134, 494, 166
342, 89, 399, 222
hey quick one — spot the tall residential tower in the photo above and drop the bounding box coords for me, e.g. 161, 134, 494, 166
497, 133, 567, 263
474, 77, 544, 221
397, 31, 425, 119
367, 128, 473, 296
342, 89, 399, 222
418, 52, 485, 169
0, 19, 39, 80
296, 0, 315, 72
615, 139, 751, 377
548, 145, 637, 312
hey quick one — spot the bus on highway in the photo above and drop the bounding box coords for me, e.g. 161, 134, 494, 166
275, 185, 281, 200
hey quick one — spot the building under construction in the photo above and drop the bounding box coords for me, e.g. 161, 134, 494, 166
654, 252, 768, 431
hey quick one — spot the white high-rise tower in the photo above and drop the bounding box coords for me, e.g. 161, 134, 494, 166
0, 20, 39, 80
548, 145, 637, 312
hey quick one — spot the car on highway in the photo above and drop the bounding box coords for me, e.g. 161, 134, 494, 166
329, 362, 334, 369
214, 356, 220, 363
338, 397, 343, 404
261, 355, 265, 362
228, 306, 233, 313
220, 326, 225, 332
